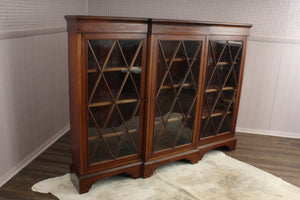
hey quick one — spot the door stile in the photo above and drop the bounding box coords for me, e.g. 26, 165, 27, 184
195, 35, 209, 146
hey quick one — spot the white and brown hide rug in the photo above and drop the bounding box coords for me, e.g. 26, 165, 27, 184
32, 151, 300, 200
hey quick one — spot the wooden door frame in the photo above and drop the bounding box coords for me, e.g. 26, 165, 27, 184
79, 33, 148, 174
144, 34, 206, 161
197, 35, 247, 146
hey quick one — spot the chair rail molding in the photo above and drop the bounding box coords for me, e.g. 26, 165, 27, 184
249, 35, 300, 44
0, 27, 66, 40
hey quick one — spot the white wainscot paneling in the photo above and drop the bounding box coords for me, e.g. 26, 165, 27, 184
0, 33, 70, 186
237, 41, 282, 130
269, 44, 300, 134
237, 40, 300, 138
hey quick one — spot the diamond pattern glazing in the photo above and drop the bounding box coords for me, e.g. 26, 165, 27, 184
200, 40, 243, 138
86, 39, 143, 164
153, 40, 202, 152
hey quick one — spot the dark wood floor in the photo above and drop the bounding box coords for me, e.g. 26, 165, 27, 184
0, 132, 299, 200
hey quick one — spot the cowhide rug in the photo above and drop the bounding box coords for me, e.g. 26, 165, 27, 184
32, 151, 300, 200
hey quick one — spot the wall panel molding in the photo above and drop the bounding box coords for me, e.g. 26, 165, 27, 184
249, 35, 300, 44
0, 27, 66, 40
2, 28, 300, 43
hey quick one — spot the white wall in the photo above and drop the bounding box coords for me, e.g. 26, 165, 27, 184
0, 0, 86, 187
88, 0, 300, 138
88, 0, 300, 37
0, 0, 86, 33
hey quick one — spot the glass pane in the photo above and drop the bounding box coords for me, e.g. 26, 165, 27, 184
153, 40, 202, 152
200, 40, 243, 139
87, 39, 143, 164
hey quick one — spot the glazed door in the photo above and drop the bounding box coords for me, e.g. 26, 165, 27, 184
149, 35, 205, 155
83, 34, 147, 168
199, 36, 245, 140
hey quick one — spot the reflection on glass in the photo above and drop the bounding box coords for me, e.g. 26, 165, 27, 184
153, 40, 202, 152
87, 39, 143, 164
200, 40, 243, 139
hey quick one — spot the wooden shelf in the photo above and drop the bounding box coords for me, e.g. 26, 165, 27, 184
88, 66, 141, 73
89, 98, 138, 108
202, 111, 232, 119
205, 86, 234, 93
154, 114, 191, 125
88, 129, 137, 140
162, 57, 192, 62
207, 61, 237, 66
161, 83, 193, 90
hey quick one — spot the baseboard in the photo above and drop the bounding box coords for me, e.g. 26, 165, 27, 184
0, 123, 70, 187
236, 127, 300, 139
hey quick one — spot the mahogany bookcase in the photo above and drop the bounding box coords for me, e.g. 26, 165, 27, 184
65, 15, 251, 193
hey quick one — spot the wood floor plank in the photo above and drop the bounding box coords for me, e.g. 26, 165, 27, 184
225, 132, 300, 187
0, 132, 299, 199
